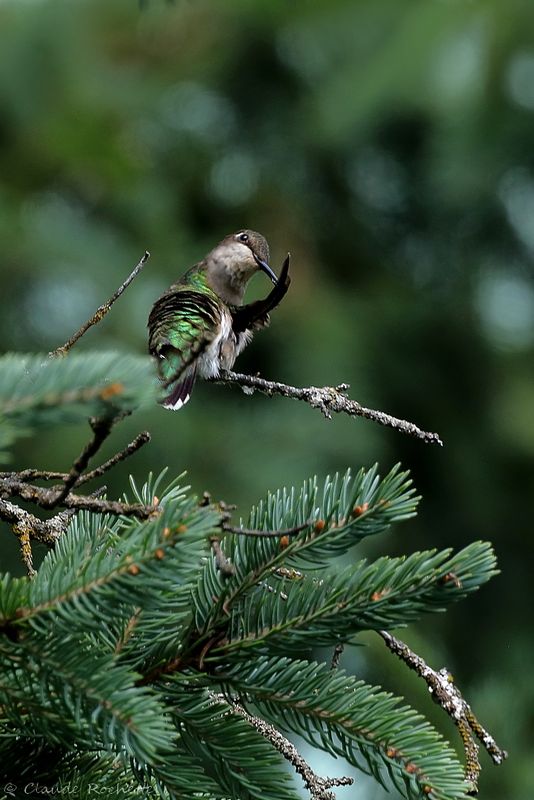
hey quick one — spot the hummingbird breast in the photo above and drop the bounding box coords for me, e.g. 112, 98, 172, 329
197, 306, 253, 378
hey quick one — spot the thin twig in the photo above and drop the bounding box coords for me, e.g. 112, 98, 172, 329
0, 416, 155, 526
0, 432, 151, 488
0, 420, 156, 578
378, 630, 507, 793
49, 415, 121, 507
222, 520, 312, 538
136, 655, 184, 687
76, 431, 151, 486
0, 479, 156, 520
213, 371, 443, 446
0, 469, 65, 482
0, 497, 77, 547
49, 250, 150, 358
330, 643, 344, 670
13, 523, 36, 578
210, 536, 236, 577
228, 697, 353, 800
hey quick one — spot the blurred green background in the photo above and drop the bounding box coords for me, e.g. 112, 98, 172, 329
1, 0, 532, 796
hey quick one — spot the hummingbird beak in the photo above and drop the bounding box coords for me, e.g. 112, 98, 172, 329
253, 253, 278, 285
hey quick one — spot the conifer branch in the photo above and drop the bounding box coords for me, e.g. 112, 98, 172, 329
0, 461, 505, 799
228, 697, 354, 800
1, 479, 154, 568
214, 370, 443, 445
0, 415, 156, 560
2, 383, 123, 417
114, 608, 143, 655
222, 520, 312, 538
221, 655, 470, 799
378, 630, 507, 792
49, 251, 151, 358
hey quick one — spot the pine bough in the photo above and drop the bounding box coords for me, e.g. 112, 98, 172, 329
0, 352, 505, 799
0, 464, 502, 800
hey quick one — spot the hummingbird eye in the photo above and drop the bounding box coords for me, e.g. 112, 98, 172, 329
238, 232, 249, 243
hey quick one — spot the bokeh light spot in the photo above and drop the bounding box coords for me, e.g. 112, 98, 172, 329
505, 51, 534, 111
209, 151, 258, 206
475, 269, 534, 350
160, 81, 235, 143
348, 147, 407, 213
498, 167, 534, 252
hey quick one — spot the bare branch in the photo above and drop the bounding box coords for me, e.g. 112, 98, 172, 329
0, 418, 156, 578
0, 433, 151, 488
0, 496, 82, 574
13, 522, 36, 578
0, 479, 156, 520
0, 468, 65, 482
228, 697, 353, 800
36, 413, 149, 510
48, 415, 121, 507
210, 536, 236, 577
330, 642, 344, 670
60, 491, 153, 520
213, 370, 443, 445
49, 250, 150, 358
76, 431, 151, 486
379, 630, 507, 793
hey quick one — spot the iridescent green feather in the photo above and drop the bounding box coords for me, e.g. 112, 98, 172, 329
147, 268, 221, 407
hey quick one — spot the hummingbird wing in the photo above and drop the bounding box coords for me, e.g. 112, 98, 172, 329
148, 288, 219, 410
231, 254, 291, 333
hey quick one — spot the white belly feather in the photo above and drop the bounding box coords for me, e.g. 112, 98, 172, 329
197, 308, 253, 379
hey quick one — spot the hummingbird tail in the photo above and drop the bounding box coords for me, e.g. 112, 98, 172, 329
161, 365, 197, 411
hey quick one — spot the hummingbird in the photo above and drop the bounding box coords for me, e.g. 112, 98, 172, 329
148, 230, 290, 409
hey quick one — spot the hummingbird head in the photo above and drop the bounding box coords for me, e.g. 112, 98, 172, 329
233, 230, 277, 284
206, 229, 277, 305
